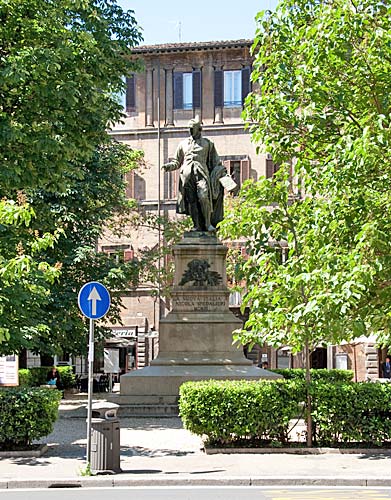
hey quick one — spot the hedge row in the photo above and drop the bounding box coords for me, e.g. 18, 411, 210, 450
271, 368, 353, 383
0, 387, 62, 450
18, 366, 76, 389
179, 380, 391, 447
179, 380, 304, 445
311, 382, 391, 446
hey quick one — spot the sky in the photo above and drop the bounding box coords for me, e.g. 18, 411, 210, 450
117, 0, 278, 46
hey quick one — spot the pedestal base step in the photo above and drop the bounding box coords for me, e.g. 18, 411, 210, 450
116, 403, 179, 418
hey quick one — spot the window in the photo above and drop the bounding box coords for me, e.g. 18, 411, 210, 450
222, 158, 251, 195
173, 70, 201, 110
214, 67, 251, 108
182, 73, 193, 109
224, 70, 241, 107
102, 245, 134, 264
116, 74, 136, 113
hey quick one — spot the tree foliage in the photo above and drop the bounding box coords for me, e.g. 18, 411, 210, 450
1, 139, 191, 356
0, 0, 142, 350
0, 0, 142, 192
221, 0, 391, 353
220, 0, 391, 446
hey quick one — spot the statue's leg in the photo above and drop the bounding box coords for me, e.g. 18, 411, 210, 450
184, 171, 202, 231
211, 185, 224, 228
197, 179, 214, 232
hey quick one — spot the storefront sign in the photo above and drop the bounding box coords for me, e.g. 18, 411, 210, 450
111, 328, 137, 338
0, 355, 19, 386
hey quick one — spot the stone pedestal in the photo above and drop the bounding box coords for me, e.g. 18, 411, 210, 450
112, 232, 280, 413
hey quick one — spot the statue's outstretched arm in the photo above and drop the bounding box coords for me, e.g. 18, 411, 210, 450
162, 145, 184, 171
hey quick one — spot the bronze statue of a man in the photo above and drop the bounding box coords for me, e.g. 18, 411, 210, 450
162, 118, 233, 232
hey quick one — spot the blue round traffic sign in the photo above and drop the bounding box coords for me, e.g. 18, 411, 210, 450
78, 282, 111, 320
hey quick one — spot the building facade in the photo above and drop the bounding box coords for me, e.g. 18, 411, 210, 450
98, 39, 388, 382
101, 39, 273, 339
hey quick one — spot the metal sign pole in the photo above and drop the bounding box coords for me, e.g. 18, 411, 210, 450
78, 281, 110, 467
86, 317, 94, 465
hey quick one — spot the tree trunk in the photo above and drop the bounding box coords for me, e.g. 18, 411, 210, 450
304, 340, 313, 447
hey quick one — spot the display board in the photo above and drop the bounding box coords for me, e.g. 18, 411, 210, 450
104, 349, 120, 373
0, 355, 19, 386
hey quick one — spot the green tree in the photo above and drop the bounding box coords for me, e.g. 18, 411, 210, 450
0, 0, 142, 191
0, 142, 143, 356
0, 0, 142, 349
0, 199, 61, 344
1, 141, 191, 356
220, 0, 391, 445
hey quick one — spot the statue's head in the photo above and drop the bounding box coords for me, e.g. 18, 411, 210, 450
188, 117, 202, 139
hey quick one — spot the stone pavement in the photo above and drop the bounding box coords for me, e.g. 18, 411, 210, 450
1, 400, 391, 488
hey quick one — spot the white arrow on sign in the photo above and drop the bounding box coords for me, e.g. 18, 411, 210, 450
87, 286, 101, 316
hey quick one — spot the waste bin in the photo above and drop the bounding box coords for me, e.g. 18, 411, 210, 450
90, 402, 121, 474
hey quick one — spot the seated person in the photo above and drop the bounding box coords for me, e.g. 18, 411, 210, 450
47, 367, 62, 389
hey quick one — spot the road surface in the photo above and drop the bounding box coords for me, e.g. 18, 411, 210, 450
1, 487, 391, 499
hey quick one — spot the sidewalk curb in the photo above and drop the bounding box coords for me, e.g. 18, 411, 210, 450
2, 476, 391, 489
204, 447, 391, 455
0, 444, 48, 459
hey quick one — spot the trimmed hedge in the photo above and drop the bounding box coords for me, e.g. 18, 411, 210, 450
0, 387, 62, 450
180, 379, 391, 447
179, 380, 304, 445
18, 366, 76, 389
18, 368, 33, 387
312, 382, 391, 446
271, 368, 353, 383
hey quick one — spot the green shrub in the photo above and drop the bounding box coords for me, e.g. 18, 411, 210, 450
18, 369, 32, 387
180, 379, 391, 448
0, 387, 62, 450
311, 382, 391, 446
28, 367, 49, 387
56, 366, 76, 389
271, 368, 353, 383
179, 379, 305, 446
20, 366, 76, 389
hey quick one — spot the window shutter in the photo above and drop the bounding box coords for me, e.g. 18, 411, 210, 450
126, 170, 135, 198
172, 168, 179, 198
241, 67, 251, 105
223, 159, 231, 174
124, 249, 134, 262
164, 159, 179, 199
214, 69, 223, 107
266, 159, 279, 179
240, 159, 250, 184
192, 69, 201, 108
126, 74, 136, 112
173, 72, 183, 110
163, 170, 169, 199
